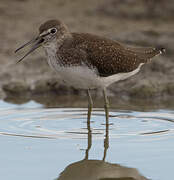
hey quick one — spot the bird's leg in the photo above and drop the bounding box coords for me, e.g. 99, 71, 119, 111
103, 88, 109, 123
102, 88, 109, 161
84, 89, 93, 160
84, 114, 92, 160
87, 89, 93, 122
103, 121, 109, 161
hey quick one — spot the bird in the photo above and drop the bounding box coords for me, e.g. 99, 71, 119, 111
15, 19, 165, 122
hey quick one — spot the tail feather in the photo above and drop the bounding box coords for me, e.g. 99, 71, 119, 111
124, 45, 165, 60
157, 47, 166, 54
146, 47, 166, 58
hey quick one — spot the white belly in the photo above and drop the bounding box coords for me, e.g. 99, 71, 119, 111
49, 63, 102, 89
48, 62, 144, 90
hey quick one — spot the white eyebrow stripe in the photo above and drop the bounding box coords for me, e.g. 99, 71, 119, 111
39, 31, 49, 36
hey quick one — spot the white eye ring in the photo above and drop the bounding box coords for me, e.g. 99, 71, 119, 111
49, 28, 57, 34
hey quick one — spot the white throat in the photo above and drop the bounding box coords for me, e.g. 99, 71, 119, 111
43, 38, 58, 54
43, 39, 60, 71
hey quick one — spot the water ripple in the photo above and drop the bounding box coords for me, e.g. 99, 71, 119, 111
0, 101, 174, 140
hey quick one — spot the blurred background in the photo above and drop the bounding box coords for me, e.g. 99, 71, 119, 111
0, 0, 173, 107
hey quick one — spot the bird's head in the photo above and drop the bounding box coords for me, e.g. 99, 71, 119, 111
15, 19, 70, 63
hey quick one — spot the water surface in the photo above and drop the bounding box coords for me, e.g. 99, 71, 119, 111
0, 100, 174, 180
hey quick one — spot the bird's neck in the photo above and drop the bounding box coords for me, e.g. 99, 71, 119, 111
44, 32, 72, 55
44, 39, 58, 56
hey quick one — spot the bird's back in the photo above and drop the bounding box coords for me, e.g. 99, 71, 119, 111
61, 33, 164, 77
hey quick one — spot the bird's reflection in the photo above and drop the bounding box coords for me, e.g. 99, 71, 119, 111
57, 118, 148, 180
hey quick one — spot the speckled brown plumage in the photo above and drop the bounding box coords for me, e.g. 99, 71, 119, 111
36, 19, 165, 77
58, 32, 163, 77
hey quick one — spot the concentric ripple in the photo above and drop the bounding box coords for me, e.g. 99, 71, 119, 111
0, 101, 174, 140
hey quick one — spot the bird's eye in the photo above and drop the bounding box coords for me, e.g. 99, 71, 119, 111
50, 28, 57, 34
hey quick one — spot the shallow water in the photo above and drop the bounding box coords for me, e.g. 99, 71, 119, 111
0, 100, 174, 180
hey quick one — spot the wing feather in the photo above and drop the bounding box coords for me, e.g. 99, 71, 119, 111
60, 33, 164, 77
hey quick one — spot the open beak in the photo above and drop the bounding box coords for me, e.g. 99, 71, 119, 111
15, 36, 44, 63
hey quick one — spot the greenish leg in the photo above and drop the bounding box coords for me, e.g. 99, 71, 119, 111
87, 89, 93, 122
102, 88, 109, 161
84, 113, 92, 160
103, 88, 110, 124
103, 121, 109, 161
